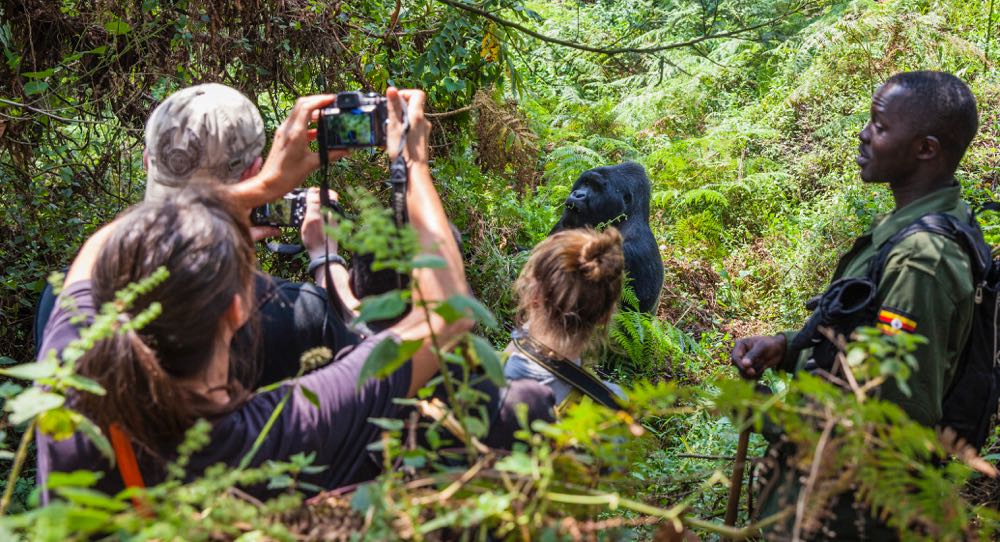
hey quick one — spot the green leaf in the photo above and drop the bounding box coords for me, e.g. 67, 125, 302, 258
23, 80, 49, 96
470, 335, 505, 386
0, 359, 58, 381
299, 384, 320, 409
21, 68, 54, 79
369, 417, 404, 431
75, 415, 114, 464
104, 20, 132, 35
0, 356, 16, 366
55, 487, 128, 511
7, 388, 64, 425
411, 255, 446, 269
354, 291, 407, 324
46, 470, 102, 489
462, 415, 487, 438
64, 374, 106, 396
434, 295, 498, 328
38, 408, 78, 440
358, 338, 423, 387
350, 483, 375, 512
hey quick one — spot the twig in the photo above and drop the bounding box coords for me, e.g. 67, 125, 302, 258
435, 0, 820, 56
0, 98, 103, 124
425, 104, 476, 118
0, 420, 36, 516
791, 415, 835, 542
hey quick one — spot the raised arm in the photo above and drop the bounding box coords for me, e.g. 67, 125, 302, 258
383, 88, 473, 397
229, 95, 349, 209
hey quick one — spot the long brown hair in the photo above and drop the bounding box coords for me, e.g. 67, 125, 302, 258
75, 188, 257, 454
515, 227, 625, 354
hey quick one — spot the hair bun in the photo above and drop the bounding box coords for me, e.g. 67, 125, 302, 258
578, 228, 624, 282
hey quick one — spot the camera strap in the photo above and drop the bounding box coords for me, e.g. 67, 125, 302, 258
317, 125, 357, 326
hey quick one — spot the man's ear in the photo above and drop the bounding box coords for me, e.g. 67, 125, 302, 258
143, 149, 149, 170
240, 156, 264, 182
916, 135, 941, 161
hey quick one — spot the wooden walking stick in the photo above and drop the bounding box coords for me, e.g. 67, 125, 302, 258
724, 425, 752, 538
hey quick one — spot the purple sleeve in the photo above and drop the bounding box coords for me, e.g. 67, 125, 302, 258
208, 333, 414, 490
37, 280, 95, 362
35, 280, 96, 505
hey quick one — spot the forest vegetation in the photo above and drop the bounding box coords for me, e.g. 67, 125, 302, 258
1, 0, 999, 539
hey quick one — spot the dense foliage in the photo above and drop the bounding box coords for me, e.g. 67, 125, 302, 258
2, 0, 1000, 539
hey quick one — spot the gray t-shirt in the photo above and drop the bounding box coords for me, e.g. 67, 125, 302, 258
36, 280, 411, 502
503, 349, 624, 405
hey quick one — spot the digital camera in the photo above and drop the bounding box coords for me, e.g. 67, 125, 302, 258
250, 188, 307, 228
318, 91, 388, 149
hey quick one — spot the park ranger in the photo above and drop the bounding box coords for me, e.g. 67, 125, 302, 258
730, 71, 980, 539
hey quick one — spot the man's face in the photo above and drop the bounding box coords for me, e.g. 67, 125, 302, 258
857, 83, 921, 183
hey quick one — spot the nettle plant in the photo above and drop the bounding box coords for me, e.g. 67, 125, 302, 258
1, 191, 997, 540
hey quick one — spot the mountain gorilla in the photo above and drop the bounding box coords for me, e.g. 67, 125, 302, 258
550, 162, 663, 313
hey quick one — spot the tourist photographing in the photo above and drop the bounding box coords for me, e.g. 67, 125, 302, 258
35, 89, 478, 500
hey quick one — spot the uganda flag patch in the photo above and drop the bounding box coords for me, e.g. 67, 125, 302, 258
877, 307, 917, 335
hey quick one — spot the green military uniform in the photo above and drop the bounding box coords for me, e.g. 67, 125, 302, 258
761, 185, 976, 539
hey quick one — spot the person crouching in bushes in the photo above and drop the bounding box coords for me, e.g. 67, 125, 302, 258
503, 227, 627, 413
36, 89, 551, 502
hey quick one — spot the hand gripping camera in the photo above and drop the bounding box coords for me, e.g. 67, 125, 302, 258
318, 91, 389, 149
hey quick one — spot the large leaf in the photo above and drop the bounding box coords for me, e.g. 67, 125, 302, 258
46, 470, 103, 489
0, 359, 58, 381
357, 338, 423, 387
354, 291, 407, 324
55, 487, 128, 511
434, 295, 498, 329
103, 20, 132, 35
470, 335, 505, 386
7, 387, 64, 425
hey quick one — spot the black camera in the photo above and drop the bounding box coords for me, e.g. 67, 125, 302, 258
250, 188, 307, 228
318, 91, 388, 149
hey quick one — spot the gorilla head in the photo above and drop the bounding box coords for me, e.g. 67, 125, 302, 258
555, 162, 652, 230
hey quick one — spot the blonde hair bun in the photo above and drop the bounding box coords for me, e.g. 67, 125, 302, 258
578, 228, 625, 282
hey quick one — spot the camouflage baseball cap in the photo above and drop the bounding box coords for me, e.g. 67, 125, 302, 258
144, 83, 265, 201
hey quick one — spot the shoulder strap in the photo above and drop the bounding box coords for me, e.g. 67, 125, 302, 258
868, 212, 990, 286
511, 330, 621, 410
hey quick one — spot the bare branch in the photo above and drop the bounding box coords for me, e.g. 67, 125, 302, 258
435, 0, 821, 56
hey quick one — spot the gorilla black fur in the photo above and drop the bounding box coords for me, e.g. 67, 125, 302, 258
550, 161, 664, 313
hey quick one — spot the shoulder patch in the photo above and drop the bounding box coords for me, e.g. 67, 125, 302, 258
877, 306, 917, 335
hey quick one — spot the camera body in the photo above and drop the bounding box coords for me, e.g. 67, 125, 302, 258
250, 188, 307, 228
318, 91, 388, 149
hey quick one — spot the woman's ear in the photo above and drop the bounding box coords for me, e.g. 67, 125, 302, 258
224, 293, 250, 331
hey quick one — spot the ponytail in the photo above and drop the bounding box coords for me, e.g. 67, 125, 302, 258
76, 327, 215, 455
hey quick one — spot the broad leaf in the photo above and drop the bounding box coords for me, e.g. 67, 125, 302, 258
0, 359, 58, 381
358, 338, 423, 387
55, 487, 128, 511
7, 388, 64, 425
104, 20, 132, 35
470, 335, 505, 386
46, 470, 102, 489
354, 291, 407, 324
434, 294, 498, 328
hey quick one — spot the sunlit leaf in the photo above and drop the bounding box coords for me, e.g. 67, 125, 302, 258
7, 388, 64, 425
470, 335, 504, 386
354, 291, 407, 324
0, 359, 58, 381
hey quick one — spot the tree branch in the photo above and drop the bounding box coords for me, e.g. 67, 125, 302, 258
435, 0, 820, 56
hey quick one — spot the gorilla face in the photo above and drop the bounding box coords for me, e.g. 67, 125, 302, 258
560, 167, 632, 229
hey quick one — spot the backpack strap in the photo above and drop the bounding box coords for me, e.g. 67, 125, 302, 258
867, 212, 990, 287
511, 329, 621, 410
108, 423, 151, 515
